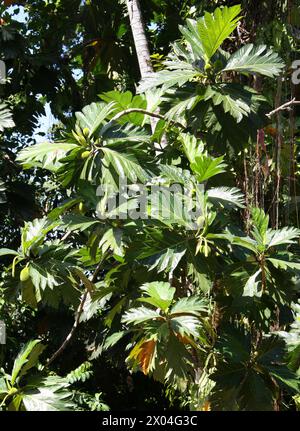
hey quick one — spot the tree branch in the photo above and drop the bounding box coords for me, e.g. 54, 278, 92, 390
107, 108, 186, 130
46, 261, 103, 367
266, 98, 300, 118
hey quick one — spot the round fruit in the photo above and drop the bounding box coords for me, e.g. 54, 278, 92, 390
78, 202, 87, 214
77, 202, 88, 215
20, 267, 30, 282
204, 63, 212, 72
81, 150, 91, 159
83, 127, 89, 137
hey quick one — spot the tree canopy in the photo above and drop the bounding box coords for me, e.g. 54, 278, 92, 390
0, 0, 300, 412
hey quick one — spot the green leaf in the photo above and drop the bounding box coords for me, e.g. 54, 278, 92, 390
179, 21, 206, 59
256, 335, 285, 365
140, 239, 187, 275
165, 93, 201, 123
170, 296, 208, 316
22, 375, 74, 411
268, 366, 300, 393
99, 228, 125, 257
266, 227, 300, 248
223, 44, 284, 78
66, 362, 93, 384
8, 394, 23, 411
251, 207, 269, 246
267, 256, 300, 271
162, 334, 194, 382
0, 248, 19, 257
100, 90, 147, 125
138, 68, 196, 93
217, 326, 251, 363
47, 198, 81, 221
103, 331, 128, 350
207, 187, 245, 208
0, 376, 7, 396
60, 214, 100, 232
11, 340, 45, 385
243, 269, 262, 298
180, 132, 204, 164
159, 164, 191, 186
170, 315, 202, 338
75, 101, 116, 137
139, 282, 175, 311
101, 147, 149, 183
80, 292, 111, 323
238, 370, 274, 411
0, 179, 6, 204
122, 307, 161, 325
17, 142, 78, 172
204, 85, 251, 123
0, 103, 15, 131
230, 235, 258, 253
191, 154, 226, 182
191, 5, 241, 62
101, 122, 150, 144
29, 262, 60, 292
21, 217, 58, 255
105, 297, 126, 328
148, 186, 198, 229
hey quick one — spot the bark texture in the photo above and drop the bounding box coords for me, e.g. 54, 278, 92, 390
126, 0, 166, 146
126, 0, 153, 78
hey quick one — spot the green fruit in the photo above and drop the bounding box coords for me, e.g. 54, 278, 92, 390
204, 63, 212, 72
78, 202, 87, 214
20, 267, 30, 282
83, 127, 89, 137
81, 150, 91, 159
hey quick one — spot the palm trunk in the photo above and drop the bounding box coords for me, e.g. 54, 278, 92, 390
126, 0, 166, 147
126, 0, 153, 79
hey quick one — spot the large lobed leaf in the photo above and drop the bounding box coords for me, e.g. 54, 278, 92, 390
0, 103, 15, 131
138, 68, 196, 94
22, 375, 75, 411
122, 307, 161, 325
17, 142, 78, 172
139, 282, 175, 311
190, 5, 241, 62
170, 296, 208, 316
223, 44, 284, 78
101, 147, 149, 183
11, 340, 45, 385
75, 101, 116, 137
207, 187, 245, 209
204, 85, 252, 123
191, 154, 227, 182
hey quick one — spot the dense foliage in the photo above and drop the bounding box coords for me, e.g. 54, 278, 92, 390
1, 0, 300, 411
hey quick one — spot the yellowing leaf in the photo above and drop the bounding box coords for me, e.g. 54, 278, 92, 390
139, 339, 157, 375
201, 401, 211, 411
128, 339, 157, 375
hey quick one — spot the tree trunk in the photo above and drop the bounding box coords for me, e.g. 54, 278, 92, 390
126, 0, 153, 79
126, 0, 166, 148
